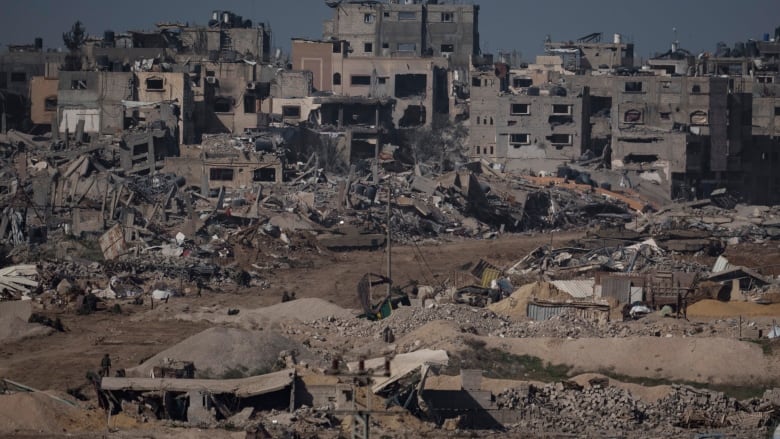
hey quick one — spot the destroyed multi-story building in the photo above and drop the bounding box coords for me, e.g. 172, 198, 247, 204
322, 0, 479, 73
469, 62, 590, 172
545, 32, 634, 74
291, 38, 449, 128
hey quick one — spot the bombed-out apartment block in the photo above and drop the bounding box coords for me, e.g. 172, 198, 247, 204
0, 46, 64, 131
545, 32, 634, 73
163, 149, 283, 196
322, 0, 479, 71
469, 63, 590, 172
291, 38, 448, 127
608, 76, 731, 199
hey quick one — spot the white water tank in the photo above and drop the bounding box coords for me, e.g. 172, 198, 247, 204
613, 33, 622, 44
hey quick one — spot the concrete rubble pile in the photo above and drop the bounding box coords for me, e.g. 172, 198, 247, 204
496, 382, 776, 436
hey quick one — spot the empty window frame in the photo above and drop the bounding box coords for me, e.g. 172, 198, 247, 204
624, 109, 642, 123
44, 96, 58, 112
513, 77, 533, 88
243, 95, 256, 113
10, 72, 26, 82
145, 77, 164, 90
398, 11, 416, 20
441, 12, 454, 22
548, 134, 573, 145
209, 168, 234, 181
363, 42, 373, 53
660, 112, 671, 120
690, 110, 708, 125
71, 79, 87, 90
333, 73, 342, 85
364, 13, 375, 24
552, 104, 572, 115
351, 75, 371, 86
377, 77, 388, 84
282, 105, 301, 118
213, 97, 232, 113
395, 74, 426, 98
510, 103, 530, 115
510, 133, 530, 146
253, 168, 276, 182
624, 81, 643, 92
471, 77, 481, 87
440, 44, 454, 53
692, 84, 702, 93
775, 106, 780, 116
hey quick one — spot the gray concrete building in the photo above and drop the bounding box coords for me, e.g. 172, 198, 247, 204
322, 0, 479, 69
545, 32, 634, 73
469, 64, 590, 173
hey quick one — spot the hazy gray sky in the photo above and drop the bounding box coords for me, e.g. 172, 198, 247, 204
1, 0, 779, 61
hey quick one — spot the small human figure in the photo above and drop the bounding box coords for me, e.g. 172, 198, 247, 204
100, 354, 112, 377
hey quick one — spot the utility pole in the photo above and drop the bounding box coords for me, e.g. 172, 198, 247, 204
386, 181, 392, 297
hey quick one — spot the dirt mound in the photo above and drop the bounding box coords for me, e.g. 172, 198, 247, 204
488, 281, 572, 319
0, 316, 53, 344
126, 327, 316, 378
0, 392, 105, 434
172, 298, 356, 330
688, 299, 780, 318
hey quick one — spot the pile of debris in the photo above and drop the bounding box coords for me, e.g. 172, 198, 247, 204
496, 381, 776, 436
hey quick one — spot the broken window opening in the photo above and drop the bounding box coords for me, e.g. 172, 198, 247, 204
476, 117, 479, 125
774, 106, 780, 116
213, 97, 232, 113
441, 12, 454, 22
282, 105, 301, 118
253, 168, 276, 182
209, 168, 234, 181
382, 42, 389, 49
243, 94, 257, 113
10, 72, 26, 82
507, 120, 517, 126
0, 72, 6, 89
363, 42, 373, 53
758, 76, 774, 84
132, 143, 149, 156
332, 42, 341, 53
351, 75, 371, 86
394, 74, 426, 98
364, 13, 375, 24
350, 140, 377, 161
623, 109, 642, 123
333, 73, 342, 85
547, 134, 572, 146
399, 105, 426, 127
146, 77, 164, 91
474, 146, 479, 154
624, 81, 643, 93
660, 112, 671, 120
619, 137, 662, 143
690, 110, 708, 125
510, 103, 530, 115
489, 117, 493, 125
624, 154, 659, 164
383, 12, 390, 17
691, 84, 701, 94
513, 77, 532, 88
71, 79, 87, 90
490, 146, 494, 155
440, 44, 454, 53
510, 133, 530, 145
44, 96, 57, 112
549, 115, 574, 125
398, 11, 416, 21
552, 104, 572, 115
471, 77, 481, 87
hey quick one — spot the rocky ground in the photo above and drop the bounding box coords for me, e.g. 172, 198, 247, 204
1, 233, 780, 438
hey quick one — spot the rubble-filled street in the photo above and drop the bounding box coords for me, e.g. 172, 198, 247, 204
1, 1, 780, 439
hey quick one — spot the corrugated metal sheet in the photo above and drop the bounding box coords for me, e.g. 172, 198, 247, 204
600, 277, 634, 303
526, 301, 610, 322
551, 279, 595, 298
712, 256, 733, 273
